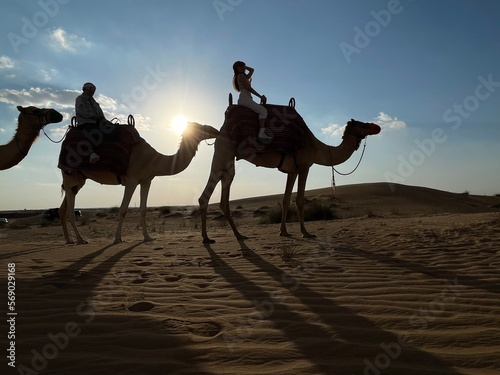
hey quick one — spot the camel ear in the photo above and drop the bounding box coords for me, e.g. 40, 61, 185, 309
17, 106, 23, 111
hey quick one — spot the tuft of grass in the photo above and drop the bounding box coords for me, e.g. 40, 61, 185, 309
390, 207, 400, 215
490, 212, 500, 225
279, 242, 302, 263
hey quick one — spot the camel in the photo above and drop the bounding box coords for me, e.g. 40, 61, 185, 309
198, 110, 381, 243
0, 106, 63, 170
59, 122, 219, 244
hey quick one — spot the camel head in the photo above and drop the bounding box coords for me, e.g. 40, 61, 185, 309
17, 106, 64, 130
344, 119, 381, 139
182, 122, 220, 141
342, 119, 381, 150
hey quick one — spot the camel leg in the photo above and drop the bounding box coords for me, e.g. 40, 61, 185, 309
280, 173, 297, 237
220, 162, 247, 241
198, 169, 222, 244
114, 181, 139, 244
198, 140, 236, 244
296, 169, 315, 238
59, 196, 73, 244
139, 180, 155, 242
61, 178, 87, 244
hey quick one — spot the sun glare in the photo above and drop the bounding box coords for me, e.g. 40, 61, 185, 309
171, 115, 188, 135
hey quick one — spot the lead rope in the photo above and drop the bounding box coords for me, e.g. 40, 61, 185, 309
42, 126, 69, 143
330, 137, 367, 191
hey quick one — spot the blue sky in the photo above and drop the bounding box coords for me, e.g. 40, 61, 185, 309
1, 0, 499, 210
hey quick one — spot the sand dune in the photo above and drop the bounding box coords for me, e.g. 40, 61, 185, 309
1, 183, 499, 374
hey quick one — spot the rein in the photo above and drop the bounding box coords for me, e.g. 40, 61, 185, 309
42, 126, 70, 144
329, 136, 368, 190
15, 112, 58, 155
203, 125, 216, 146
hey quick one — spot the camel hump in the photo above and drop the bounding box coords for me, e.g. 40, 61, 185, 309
57, 124, 142, 176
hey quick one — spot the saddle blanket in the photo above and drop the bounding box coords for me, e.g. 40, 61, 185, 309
223, 104, 308, 160
58, 124, 142, 176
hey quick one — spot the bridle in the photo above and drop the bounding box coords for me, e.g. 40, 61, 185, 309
203, 124, 216, 146
15, 111, 51, 156
329, 123, 370, 189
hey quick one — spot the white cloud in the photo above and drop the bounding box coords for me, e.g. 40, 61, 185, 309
48, 28, 92, 53
321, 123, 345, 137
0, 87, 76, 109
0, 55, 15, 70
374, 112, 406, 130
0, 87, 152, 131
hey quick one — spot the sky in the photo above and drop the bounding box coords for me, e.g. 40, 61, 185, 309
1, 0, 499, 210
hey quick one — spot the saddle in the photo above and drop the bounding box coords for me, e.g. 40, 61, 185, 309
223, 96, 308, 160
58, 119, 142, 178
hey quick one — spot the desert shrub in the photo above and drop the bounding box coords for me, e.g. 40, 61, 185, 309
159, 206, 171, 215
303, 202, 338, 221
261, 202, 337, 224
261, 205, 298, 224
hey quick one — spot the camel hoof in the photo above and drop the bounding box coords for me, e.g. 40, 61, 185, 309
203, 238, 216, 244
77, 239, 88, 244
113, 238, 124, 244
279, 232, 292, 237
302, 233, 316, 239
143, 236, 156, 242
236, 235, 248, 241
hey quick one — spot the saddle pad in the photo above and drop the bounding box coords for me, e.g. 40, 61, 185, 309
223, 104, 308, 159
58, 124, 142, 176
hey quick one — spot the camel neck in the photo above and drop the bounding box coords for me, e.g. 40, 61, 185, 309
313, 134, 362, 167
154, 137, 199, 176
0, 118, 40, 170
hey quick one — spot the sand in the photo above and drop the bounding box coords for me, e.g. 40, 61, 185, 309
1, 182, 499, 375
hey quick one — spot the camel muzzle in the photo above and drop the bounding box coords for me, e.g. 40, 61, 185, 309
48, 110, 64, 124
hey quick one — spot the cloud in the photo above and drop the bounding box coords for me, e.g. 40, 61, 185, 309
48, 28, 92, 53
0, 87, 76, 109
321, 112, 406, 137
321, 123, 344, 137
0, 87, 152, 132
0, 55, 15, 70
374, 112, 406, 130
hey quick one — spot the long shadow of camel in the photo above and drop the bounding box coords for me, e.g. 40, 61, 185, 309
205, 240, 461, 375
16, 243, 213, 375
333, 245, 500, 295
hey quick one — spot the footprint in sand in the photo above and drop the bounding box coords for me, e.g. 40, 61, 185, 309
165, 274, 182, 282
160, 318, 221, 339
127, 301, 155, 312
133, 261, 153, 267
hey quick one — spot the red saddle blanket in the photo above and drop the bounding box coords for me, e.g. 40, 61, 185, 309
223, 104, 308, 159
58, 124, 142, 176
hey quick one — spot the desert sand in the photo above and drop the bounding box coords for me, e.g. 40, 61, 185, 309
1, 182, 499, 375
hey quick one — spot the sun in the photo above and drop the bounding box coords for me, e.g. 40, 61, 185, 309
171, 115, 189, 135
